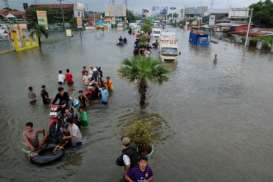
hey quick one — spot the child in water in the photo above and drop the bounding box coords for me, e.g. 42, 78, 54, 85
104, 76, 113, 92
28, 86, 37, 104
79, 107, 88, 128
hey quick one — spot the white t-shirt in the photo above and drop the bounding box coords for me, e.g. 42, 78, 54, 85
68, 123, 82, 145
58, 73, 65, 83
123, 154, 130, 166
82, 75, 89, 85
89, 69, 93, 78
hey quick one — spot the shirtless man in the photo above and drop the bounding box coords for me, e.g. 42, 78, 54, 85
23, 122, 47, 151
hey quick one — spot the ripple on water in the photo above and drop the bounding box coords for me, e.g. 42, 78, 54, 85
117, 111, 174, 145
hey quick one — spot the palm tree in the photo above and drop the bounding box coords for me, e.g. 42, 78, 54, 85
119, 56, 169, 108
30, 23, 48, 48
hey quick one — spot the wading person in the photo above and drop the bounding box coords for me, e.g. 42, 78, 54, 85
82, 72, 90, 86
58, 70, 65, 85
40, 85, 50, 105
52, 87, 70, 107
125, 157, 153, 182
23, 122, 47, 152
81, 66, 88, 77
78, 90, 88, 108
65, 69, 74, 86
63, 118, 82, 147
99, 85, 109, 105
28, 86, 37, 105
79, 107, 88, 128
213, 54, 218, 65
104, 76, 113, 92
116, 137, 139, 175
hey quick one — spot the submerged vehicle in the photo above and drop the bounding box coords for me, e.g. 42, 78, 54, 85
189, 30, 209, 47
159, 32, 179, 62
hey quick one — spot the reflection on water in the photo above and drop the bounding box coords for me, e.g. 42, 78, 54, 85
0, 29, 273, 182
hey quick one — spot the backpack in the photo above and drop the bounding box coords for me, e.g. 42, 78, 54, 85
115, 146, 139, 167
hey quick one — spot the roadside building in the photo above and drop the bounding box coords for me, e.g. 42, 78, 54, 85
0, 8, 25, 23
105, 4, 126, 26
86, 11, 101, 27
25, 3, 85, 30
184, 6, 208, 18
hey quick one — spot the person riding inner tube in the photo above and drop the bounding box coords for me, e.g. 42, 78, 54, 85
29, 144, 65, 165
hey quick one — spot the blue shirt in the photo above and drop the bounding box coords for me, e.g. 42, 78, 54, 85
99, 88, 109, 103
127, 165, 153, 182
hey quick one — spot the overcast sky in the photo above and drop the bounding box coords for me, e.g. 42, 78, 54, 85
0, 0, 259, 11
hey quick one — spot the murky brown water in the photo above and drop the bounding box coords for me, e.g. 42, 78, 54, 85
0, 28, 273, 182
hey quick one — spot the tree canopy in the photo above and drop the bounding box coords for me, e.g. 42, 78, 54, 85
250, 0, 273, 28
141, 19, 152, 33
119, 56, 169, 108
126, 9, 138, 23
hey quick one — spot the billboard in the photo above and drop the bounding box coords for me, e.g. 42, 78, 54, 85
105, 4, 126, 17
209, 15, 215, 26
36, 11, 48, 30
76, 17, 83, 28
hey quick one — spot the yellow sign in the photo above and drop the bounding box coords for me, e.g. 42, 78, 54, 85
66, 29, 72, 37
10, 24, 39, 52
36, 11, 48, 30
76, 17, 83, 29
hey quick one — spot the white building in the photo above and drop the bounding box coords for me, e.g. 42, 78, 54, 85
74, 2, 85, 18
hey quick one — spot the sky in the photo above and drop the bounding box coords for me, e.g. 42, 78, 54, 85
0, 0, 260, 11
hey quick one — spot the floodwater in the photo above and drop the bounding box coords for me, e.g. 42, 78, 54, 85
0, 28, 273, 182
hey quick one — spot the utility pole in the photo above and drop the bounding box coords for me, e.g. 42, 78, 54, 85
3, 0, 9, 8
245, 8, 253, 48
210, 0, 214, 9
124, 0, 128, 23
58, 0, 65, 31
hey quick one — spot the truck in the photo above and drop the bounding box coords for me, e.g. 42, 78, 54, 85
159, 32, 179, 62
151, 28, 161, 39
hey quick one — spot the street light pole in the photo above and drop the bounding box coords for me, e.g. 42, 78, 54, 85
245, 8, 253, 48
58, 0, 65, 31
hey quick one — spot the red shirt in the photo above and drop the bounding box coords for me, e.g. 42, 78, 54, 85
65, 72, 73, 84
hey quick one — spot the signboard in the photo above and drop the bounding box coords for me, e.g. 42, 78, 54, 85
76, 17, 83, 28
36, 11, 48, 30
96, 19, 105, 26
105, 4, 126, 17
209, 15, 215, 26
65, 29, 72, 37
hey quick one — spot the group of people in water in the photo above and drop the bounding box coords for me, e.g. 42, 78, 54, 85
117, 36, 128, 47
24, 32, 156, 181
116, 137, 154, 182
25, 66, 113, 154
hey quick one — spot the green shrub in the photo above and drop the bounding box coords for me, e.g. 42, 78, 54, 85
123, 120, 153, 145
249, 39, 258, 47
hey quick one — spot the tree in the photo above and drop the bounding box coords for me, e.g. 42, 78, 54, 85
119, 56, 169, 108
250, 0, 273, 28
127, 9, 138, 23
30, 23, 48, 48
141, 19, 152, 33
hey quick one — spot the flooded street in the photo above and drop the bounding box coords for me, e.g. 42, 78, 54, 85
0, 28, 273, 182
